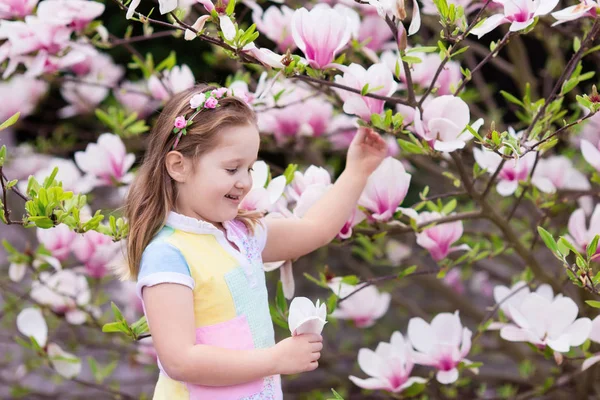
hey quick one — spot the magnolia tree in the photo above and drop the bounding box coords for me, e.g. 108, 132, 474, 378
2, 0, 600, 398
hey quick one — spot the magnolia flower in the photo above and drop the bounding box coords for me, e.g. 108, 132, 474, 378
565, 205, 600, 254
74, 133, 135, 187
0, 0, 39, 19
414, 211, 470, 261
148, 64, 195, 101
500, 293, 592, 353
0, 75, 48, 123
288, 297, 327, 336
386, 239, 412, 266
36, 0, 105, 31
19, 158, 96, 195
291, 6, 352, 69
381, 49, 461, 95
531, 155, 591, 194
359, 156, 411, 221
473, 147, 537, 196
9, 253, 61, 283
368, 0, 422, 35
328, 277, 391, 327
338, 207, 366, 240
241, 42, 285, 69
37, 224, 76, 262
72, 230, 123, 278
239, 161, 286, 212
127, 0, 179, 19
414, 95, 482, 152
552, 0, 598, 25
582, 139, 600, 173
16, 308, 82, 378
358, 15, 394, 51
333, 63, 398, 120
184, 15, 211, 40
489, 281, 554, 329
582, 315, 600, 371
30, 270, 91, 325
113, 81, 156, 118
408, 311, 475, 384
470, 0, 559, 38
287, 166, 332, 203
349, 331, 427, 392
253, 5, 296, 52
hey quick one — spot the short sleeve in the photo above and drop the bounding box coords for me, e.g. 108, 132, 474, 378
254, 218, 268, 253
136, 241, 194, 299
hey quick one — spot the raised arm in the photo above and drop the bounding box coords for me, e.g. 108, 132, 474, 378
143, 283, 322, 386
262, 128, 387, 263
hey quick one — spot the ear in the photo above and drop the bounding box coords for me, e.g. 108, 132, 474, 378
165, 151, 191, 183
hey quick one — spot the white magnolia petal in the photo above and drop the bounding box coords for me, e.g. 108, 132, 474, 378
16, 308, 48, 347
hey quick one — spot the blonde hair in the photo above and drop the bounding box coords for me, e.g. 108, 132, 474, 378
120, 84, 262, 281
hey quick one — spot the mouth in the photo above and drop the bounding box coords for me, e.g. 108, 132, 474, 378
224, 194, 241, 203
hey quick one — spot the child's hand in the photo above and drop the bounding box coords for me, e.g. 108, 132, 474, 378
271, 334, 323, 374
346, 127, 388, 178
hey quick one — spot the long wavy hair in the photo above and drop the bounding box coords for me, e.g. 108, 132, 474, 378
119, 84, 262, 280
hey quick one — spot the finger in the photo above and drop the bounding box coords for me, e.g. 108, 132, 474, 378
306, 334, 323, 343
308, 361, 319, 371
310, 351, 321, 361
312, 342, 323, 352
354, 127, 369, 143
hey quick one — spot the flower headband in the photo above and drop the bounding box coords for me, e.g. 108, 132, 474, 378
172, 87, 229, 149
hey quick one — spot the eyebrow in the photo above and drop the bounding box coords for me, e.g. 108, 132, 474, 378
225, 158, 258, 164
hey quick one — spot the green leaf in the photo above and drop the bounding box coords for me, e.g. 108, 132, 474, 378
585, 300, 600, 308
326, 293, 338, 314
0, 112, 20, 131
155, 51, 177, 72
402, 382, 427, 397
401, 55, 422, 64
397, 139, 423, 154
275, 280, 288, 315
588, 235, 599, 260
111, 302, 126, 323
537, 227, 557, 253
398, 265, 417, 279
225, 0, 236, 15
340, 275, 359, 285
361, 83, 370, 96
329, 389, 344, 400
102, 322, 129, 334
500, 91, 524, 107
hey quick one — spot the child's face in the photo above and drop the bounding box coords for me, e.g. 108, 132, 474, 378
177, 123, 260, 225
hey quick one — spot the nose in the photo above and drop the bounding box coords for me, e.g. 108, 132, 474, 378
235, 172, 252, 192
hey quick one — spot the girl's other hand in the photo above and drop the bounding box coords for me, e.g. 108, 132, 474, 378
346, 127, 388, 179
271, 334, 323, 375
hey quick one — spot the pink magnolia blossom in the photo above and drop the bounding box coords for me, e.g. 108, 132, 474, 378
0, 0, 38, 19
581, 138, 600, 172
287, 166, 332, 203
71, 230, 122, 278
408, 311, 476, 384
414, 211, 470, 261
0, 75, 48, 123
565, 204, 600, 254
531, 155, 590, 193
291, 6, 352, 69
381, 49, 461, 95
30, 270, 92, 325
36, 0, 105, 31
386, 239, 412, 265
443, 268, 466, 294
414, 95, 481, 152
338, 207, 367, 239
328, 277, 391, 327
582, 316, 600, 371
470, 0, 560, 38
3, 144, 53, 180
239, 161, 286, 212
359, 157, 411, 221
37, 224, 76, 262
358, 15, 394, 51
19, 158, 96, 194
349, 331, 427, 393
571, 111, 600, 147
74, 133, 135, 186
473, 146, 537, 196
253, 5, 296, 52
500, 293, 591, 353
551, 0, 598, 25
148, 64, 195, 101
491, 281, 554, 328
0, 17, 72, 58
334, 63, 398, 120
114, 81, 156, 118
470, 271, 493, 298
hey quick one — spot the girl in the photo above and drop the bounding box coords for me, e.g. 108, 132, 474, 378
122, 84, 387, 399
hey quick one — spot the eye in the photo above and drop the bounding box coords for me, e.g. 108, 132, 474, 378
248, 167, 254, 172
226, 168, 238, 174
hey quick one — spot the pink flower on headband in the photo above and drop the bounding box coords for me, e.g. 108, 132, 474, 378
212, 88, 228, 97
204, 97, 218, 109
174, 116, 187, 129
190, 93, 206, 109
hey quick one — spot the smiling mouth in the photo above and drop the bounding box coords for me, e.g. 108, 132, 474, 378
225, 194, 240, 201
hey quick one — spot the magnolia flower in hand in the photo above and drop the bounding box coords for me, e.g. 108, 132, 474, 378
288, 297, 327, 336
